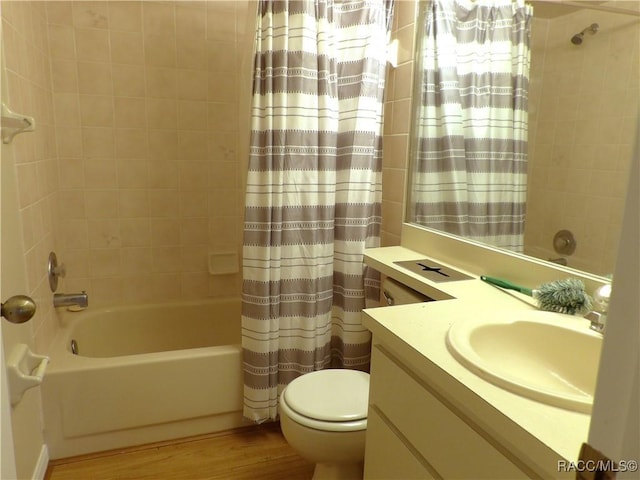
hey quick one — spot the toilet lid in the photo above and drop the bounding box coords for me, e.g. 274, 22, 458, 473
283, 369, 370, 422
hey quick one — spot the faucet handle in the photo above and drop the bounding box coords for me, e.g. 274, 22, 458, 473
592, 284, 611, 313
52, 263, 66, 278
48, 252, 66, 292
585, 311, 605, 333
585, 284, 611, 333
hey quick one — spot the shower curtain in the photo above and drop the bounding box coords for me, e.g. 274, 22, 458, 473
242, 0, 392, 423
411, 0, 532, 251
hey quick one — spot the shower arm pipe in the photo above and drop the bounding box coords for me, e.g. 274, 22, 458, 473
533, 0, 640, 17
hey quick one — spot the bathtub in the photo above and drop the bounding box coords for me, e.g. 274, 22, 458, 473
42, 298, 246, 459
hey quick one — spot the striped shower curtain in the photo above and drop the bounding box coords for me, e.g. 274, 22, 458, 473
242, 0, 392, 423
410, 0, 532, 251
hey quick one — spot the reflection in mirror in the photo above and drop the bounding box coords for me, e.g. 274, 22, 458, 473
406, 0, 639, 278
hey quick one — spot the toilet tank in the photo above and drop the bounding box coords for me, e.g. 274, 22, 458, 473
381, 277, 432, 306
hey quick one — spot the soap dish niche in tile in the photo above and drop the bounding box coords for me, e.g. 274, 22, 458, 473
208, 252, 239, 275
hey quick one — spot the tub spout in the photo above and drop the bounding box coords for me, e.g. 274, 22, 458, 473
53, 291, 88, 309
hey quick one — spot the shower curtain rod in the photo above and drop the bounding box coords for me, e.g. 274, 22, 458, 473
533, 0, 640, 17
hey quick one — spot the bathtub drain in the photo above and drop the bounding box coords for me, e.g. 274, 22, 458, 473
70, 339, 78, 355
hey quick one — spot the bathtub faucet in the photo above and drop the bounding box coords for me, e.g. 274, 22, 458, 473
53, 291, 88, 309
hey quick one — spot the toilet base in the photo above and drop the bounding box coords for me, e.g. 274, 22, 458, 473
313, 461, 364, 480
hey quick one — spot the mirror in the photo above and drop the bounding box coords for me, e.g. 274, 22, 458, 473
406, 0, 639, 278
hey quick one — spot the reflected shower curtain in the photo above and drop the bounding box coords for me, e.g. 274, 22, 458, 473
242, 0, 392, 423
411, 0, 532, 251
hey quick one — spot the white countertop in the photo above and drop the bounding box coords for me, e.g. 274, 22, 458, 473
363, 245, 592, 477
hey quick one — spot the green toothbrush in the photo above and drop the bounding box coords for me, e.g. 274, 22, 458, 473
480, 276, 592, 315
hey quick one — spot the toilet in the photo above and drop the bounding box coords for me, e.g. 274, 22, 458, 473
279, 369, 370, 480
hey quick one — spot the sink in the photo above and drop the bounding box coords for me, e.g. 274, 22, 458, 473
446, 311, 602, 413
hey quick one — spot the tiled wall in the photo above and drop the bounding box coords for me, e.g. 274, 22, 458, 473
47, 1, 254, 306
381, 0, 418, 247
526, 2, 639, 275
1, 1, 60, 354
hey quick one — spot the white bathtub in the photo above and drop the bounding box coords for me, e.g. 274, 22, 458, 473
42, 299, 246, 459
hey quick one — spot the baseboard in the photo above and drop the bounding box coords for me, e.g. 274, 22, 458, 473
32, 444, 49, 480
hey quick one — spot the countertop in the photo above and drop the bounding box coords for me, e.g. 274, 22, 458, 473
362, 245, 593, 477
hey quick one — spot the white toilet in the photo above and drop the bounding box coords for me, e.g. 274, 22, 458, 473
279, 369, 370, 480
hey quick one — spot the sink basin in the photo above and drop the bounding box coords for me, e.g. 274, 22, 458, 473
446, 311, 602, 413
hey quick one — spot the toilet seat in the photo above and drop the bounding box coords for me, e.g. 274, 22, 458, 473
280, 369, 369, 432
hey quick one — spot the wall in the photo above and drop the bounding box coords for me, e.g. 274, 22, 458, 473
526, 2, 639, 276
1, 0, 59, 359
48, 1, 253, 307
588, 126, 639, 474
1, 1, 59, 477
381, 0, 418, 247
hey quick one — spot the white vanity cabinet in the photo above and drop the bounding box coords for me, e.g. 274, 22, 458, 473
364, 344, 529, 479
365, 407, 435, 479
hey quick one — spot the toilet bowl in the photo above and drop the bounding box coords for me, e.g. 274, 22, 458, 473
279, 369, 370, 480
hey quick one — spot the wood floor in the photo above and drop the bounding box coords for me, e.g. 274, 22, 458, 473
45, 423, 315, 480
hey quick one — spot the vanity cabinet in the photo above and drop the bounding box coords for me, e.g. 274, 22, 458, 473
364, 344, 529, 479
365, 408, 435, 479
